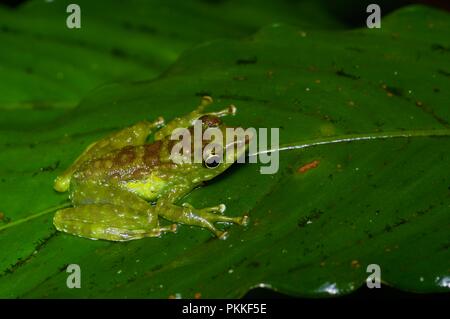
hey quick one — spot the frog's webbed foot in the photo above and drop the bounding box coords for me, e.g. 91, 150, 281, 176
157, 201, 249, 239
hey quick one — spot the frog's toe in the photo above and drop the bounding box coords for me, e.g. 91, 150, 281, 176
200, 204, 226, 214
226, 214, 248, 226
228, 104, 237, 115
215, 203, 226, 214
201, 95, 213, 105
160, 223, 178, 234
209, 105, 237, 118
239, 215, 249, 226
217, 230, 229, 240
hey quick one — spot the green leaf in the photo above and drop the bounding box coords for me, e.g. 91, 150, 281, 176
0, 4, 449, 297
0, 0, 344, 130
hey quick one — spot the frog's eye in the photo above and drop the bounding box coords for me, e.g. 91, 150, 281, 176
203, 154, 221, 169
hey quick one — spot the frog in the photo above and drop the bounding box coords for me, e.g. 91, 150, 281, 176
53, 96, 249, 241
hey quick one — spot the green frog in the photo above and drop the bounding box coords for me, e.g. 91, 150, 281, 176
53, 96, 249, 241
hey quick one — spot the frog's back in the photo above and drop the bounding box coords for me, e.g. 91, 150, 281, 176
72, 141, 174, 200
73, 140, 164, 183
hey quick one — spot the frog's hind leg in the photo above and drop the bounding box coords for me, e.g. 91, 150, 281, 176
54, 117, 165, 192
156, 201, 248, 239
70, 181, 155, 212
54, 204, 176, 241
54, 182, 177, 241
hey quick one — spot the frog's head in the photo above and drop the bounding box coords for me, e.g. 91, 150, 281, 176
168, 114, 253, 184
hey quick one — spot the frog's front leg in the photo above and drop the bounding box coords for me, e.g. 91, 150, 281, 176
154, 96, 236, 141
156, 199, 248, 239
54, 117, 165, 192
